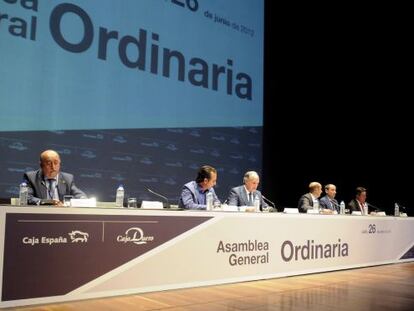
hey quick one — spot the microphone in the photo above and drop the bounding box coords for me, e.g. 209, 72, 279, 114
147, 188, 170, 208
262, 195, 277, 212
367, 202, 382, 212
330, 200, 341, 211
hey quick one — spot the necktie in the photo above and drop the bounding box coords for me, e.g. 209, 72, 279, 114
48, 179, 57, 200
248, 192, 253, 206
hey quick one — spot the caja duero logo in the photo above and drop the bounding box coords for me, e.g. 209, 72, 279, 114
116, 227, 154, 245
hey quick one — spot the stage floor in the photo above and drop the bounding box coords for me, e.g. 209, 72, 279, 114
6, 262, 414, 311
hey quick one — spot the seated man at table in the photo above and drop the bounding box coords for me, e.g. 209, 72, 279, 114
348, 186, 370, 215
297, 181, 323, 213
178, 165, 220, 210
23, 149, 87, 206
319, 184, 338, 214
226, 171, 268, 212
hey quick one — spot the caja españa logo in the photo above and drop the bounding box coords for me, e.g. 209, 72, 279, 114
117, 227, 154, 245
22, 230, 90, 246
68, 230, 89, 243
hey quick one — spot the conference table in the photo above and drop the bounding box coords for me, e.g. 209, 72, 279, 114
1, 205, 413, 308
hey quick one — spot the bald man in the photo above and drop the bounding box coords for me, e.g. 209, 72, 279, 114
297, 181, 323, 213
23, 149, 87, 206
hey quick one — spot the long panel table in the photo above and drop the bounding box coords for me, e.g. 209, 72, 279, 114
1, 206, 413, 308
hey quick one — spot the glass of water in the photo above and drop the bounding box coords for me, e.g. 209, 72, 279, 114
213, 200, 221, 210
128, 197, 138, 208
63, 195, 73, 207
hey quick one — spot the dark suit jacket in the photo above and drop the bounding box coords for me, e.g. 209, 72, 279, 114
297, 193, 317, 213
347, 199, 369, 213
319, 195, 338, 211
23, 169, 87, 205
226, 185, 267, 211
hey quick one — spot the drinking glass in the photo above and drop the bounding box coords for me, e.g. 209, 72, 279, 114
63, 195, 73, 207
128, 198, 138, 208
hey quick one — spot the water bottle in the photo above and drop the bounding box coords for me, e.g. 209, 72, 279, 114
313, 200, 319, 212
19, 182, 28, 206
115, 185, 125, 207
254, 196, 261, 212
394, 203, 400, 217
206, 191, 213, 211
339, 201, 345, 215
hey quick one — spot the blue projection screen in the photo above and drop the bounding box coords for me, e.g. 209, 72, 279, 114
0, 0, 264, 203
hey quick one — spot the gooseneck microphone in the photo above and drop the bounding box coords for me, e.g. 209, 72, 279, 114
330, 200, 341, 210
262, 195, 277, 212
147, 188, 170, 208
367, 202, 382, 212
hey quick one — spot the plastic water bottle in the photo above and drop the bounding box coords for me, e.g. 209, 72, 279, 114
115, 185, 125, 207
206, 191, 213, 211
19, 182, 28, 206
394, 203, 400, 217
254, 196, 261, 212
313, 200, 319, 211
340, 201, 345, 215
363, 204, 368, 216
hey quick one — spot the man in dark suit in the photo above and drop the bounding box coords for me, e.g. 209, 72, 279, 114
348, 186, 369, 215
319, 184, 338, 214
297, 182, 322, 213
23, 149, 87, 206
226, 171, 268, 212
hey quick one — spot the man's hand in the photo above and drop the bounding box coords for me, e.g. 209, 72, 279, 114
52, 200, 64, 206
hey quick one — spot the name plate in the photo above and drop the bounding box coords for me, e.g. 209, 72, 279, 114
221, 205, 239, 212
141, 200, 163, 209
70, 198, 96, 207
283, 208, 299, 214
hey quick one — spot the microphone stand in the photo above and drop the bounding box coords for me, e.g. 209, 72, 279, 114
367, 202, 383, 213
262, 195, 277, 212
147, 188, 170, 208
330, 200, 341, 212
